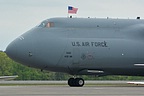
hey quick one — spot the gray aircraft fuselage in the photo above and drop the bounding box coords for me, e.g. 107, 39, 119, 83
5, 17, 144, 86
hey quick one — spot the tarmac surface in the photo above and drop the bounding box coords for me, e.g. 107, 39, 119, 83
0, 85, 144, 96
0, 81, 144, 96
0, 80, 136, 85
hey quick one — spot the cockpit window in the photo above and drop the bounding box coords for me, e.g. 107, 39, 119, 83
37, 22, 54, 28
37, 22, 46, 27
46, 22, 54, 28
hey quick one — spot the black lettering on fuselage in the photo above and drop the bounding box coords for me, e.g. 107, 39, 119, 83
71, 41, 108, 47
76, 42, 81, 46
72, 42, 81, 46
82, 42, 90, 46
94, 41, 107, 47
72, 42, 76, 46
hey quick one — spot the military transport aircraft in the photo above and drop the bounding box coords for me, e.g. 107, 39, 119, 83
5, 17, 144, 87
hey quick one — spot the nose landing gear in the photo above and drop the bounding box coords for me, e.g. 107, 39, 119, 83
68, 78, 85, 87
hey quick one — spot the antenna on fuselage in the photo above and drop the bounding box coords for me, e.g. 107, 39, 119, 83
137, 17, 140, 19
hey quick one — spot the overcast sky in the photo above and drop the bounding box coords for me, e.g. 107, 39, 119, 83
0, 0, 144, 50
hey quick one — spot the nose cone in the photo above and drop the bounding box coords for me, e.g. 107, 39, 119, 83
6, 39, 17, 60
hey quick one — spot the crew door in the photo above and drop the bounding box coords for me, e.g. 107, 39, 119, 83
73, 48, 80, 64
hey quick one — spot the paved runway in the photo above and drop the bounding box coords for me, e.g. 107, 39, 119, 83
0, 80, 137, 85
0, 85, 144, 96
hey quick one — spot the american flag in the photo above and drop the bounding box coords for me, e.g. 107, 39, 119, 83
68, 6, 78, 14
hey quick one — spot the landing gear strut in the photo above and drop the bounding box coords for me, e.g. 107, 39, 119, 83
68, 78, 85, 87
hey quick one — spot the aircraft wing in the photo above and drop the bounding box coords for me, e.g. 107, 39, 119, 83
0, 75, 18, 81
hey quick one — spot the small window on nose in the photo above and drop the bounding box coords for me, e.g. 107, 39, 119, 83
46, 22, 54, 28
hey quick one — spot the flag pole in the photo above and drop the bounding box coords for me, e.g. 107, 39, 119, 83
67, 6, 70, 18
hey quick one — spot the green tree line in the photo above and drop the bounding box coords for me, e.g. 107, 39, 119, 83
0, 52, 144, 80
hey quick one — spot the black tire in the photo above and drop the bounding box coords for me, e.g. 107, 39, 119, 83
68, 78, 85, 87
75, 78, 84, 87
68, 78, 75, 87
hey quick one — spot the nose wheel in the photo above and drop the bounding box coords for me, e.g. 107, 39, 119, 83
68, 78, 84, 87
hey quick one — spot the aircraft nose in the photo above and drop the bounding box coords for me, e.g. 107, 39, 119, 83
6, 39, 17, 60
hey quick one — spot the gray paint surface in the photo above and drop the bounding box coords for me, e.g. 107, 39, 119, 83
6, 17, 144, 76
